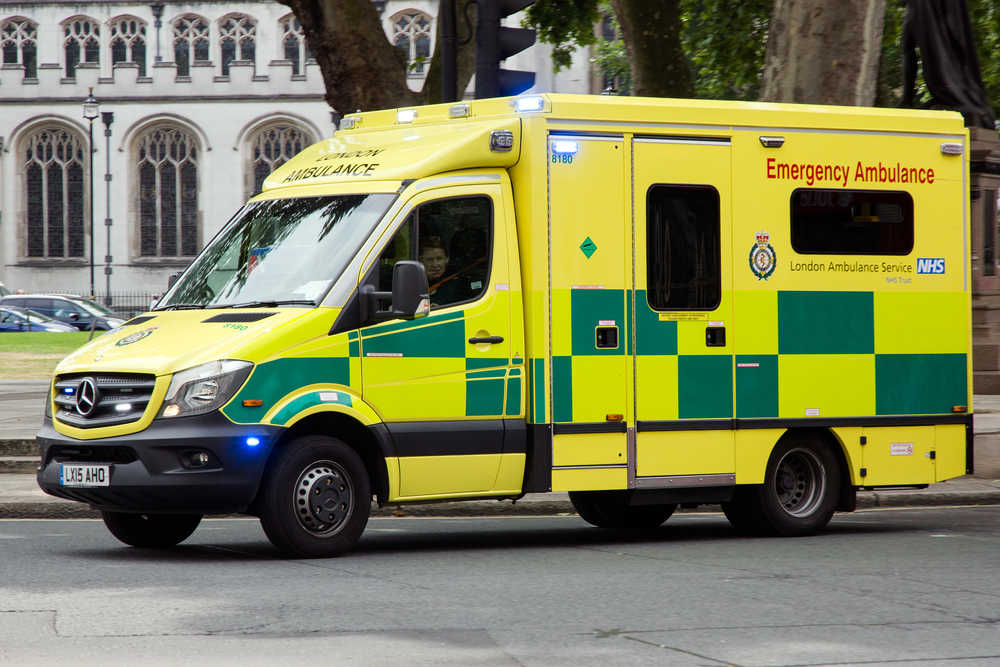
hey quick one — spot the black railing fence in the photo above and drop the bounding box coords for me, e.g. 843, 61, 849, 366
22, 291, 160, 320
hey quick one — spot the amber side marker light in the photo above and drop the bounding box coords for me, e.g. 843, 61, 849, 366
606, 414, 624, 422
243, 399, 264, 407
952, 405, 968, 413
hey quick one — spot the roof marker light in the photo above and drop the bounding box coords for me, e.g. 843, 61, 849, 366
941, 142, 963, 155
340, 117, 358, 130
552, 140, 578, 155
397, 109, 417, 124
246, 437, 260, 446
515, 96, 544, 112
449, 104, 470, 118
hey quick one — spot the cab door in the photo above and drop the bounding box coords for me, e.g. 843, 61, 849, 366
548, 133, 631, 492
359, 184, 512, 499
632, 137, 735, 481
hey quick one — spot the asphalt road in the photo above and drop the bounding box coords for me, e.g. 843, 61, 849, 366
1, 507, 999, 667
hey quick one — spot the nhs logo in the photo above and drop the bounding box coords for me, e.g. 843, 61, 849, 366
916, 258, 946, 274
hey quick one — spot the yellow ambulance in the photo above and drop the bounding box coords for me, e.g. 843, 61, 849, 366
37, 94, 973, 557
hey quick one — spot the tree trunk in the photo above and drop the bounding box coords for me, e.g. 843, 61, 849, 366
610, 0, 693, 98
759, 0, 886, 105
280, 0, 418, 112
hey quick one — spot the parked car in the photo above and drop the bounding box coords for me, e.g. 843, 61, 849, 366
0, 307, 78, 332
0, 295, 125, 331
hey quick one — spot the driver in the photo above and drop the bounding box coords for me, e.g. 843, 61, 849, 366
418, 237, 462, 308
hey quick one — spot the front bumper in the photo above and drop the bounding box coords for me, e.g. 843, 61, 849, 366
36, 412, 285, 514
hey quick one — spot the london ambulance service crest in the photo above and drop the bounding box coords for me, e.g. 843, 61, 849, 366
115, 326, 160, 347
749, 230, 776, 281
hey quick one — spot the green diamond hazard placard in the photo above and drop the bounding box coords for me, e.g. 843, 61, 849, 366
580, 237, 597, 259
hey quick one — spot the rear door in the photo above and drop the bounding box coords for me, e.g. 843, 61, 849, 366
632, 136, 735, 483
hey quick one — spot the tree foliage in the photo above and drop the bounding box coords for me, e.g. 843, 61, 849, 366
522, 0, 601, 73
679, 0, 770, 101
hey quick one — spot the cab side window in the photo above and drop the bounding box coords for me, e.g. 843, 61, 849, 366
646, 185, 721, 310
377, 197, 492, 309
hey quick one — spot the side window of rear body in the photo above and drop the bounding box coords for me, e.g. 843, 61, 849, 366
790, 189, 914, 255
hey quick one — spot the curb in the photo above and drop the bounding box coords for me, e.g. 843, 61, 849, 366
4, 493, 998, 521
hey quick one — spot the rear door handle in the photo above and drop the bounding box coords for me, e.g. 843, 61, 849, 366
468, 336, 504, 345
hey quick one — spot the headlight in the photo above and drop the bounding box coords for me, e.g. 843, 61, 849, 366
157, 360, 254, 419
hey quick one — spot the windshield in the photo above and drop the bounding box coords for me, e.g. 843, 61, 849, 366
160, 194, 395, 309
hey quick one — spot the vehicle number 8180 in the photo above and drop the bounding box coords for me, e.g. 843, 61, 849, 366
551, 154, 573, 164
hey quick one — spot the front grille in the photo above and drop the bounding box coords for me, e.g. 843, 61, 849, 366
46, 445, 138, 465
54, 373, 157, 429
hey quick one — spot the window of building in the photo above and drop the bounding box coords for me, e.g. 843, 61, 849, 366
279, 14, 312, 75
391, 11, 432, 75
248, 125, 313, 197
62, 17, 100, 78
22, 127, 87, 259
790, 189, 914, 255
219, 14, 256, 75
376, 197, 492, 310
136, 127, 199, 258
646, 185, 721, 311
109, 16, 147, 77
1, 18, 37, 79
173, 15, 210, 77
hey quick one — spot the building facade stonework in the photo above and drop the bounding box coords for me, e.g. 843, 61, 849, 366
1, 0, 593, 294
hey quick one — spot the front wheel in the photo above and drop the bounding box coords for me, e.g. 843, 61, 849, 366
258, 435, 371, 558
102, 511, 202, 548
726, 437, 840, 537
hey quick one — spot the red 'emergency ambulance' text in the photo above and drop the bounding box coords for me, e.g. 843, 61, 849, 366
766, 158, 935, 187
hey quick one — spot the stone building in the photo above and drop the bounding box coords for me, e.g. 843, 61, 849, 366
0, 0, 593, 296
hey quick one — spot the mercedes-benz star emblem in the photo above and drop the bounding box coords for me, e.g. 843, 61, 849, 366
75, 378, 99, 416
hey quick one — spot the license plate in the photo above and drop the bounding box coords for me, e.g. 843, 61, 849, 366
60, 464, 110, 487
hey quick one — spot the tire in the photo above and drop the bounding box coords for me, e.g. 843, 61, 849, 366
102, 511, 202, 548
732, 436, 840, 537
569, 491, 613, 528
569, 491, 675, 530
258, 435, 370, 558
721, 486, 761, 535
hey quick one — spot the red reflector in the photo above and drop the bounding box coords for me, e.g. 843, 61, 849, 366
606, 414, 624, 422
243, 399, 263, 407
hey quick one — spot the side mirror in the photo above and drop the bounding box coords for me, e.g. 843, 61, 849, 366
167, 271, 182, 289
69, 313, 80, 321
361, 261, 430, 322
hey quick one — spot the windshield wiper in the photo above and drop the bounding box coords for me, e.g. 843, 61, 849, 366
156, 303, 206, 311
208, 299, 317, 309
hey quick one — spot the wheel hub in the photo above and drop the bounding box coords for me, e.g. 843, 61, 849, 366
294, 462, 353, 536
773, 448, 826, 518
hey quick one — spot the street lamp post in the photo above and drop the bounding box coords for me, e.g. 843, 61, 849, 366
82, 88, 99, 299
102, 111, 114, 307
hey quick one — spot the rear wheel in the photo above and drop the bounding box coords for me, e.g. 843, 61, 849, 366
258, 435, 370, 558
569, 491, 676, 530
102, 511, 202, 548
726, 436, 840, 537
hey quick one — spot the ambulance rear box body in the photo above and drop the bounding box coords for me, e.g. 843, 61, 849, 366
37, 94, 972, 556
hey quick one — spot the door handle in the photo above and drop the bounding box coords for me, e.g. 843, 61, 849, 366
468, 336, 504, 345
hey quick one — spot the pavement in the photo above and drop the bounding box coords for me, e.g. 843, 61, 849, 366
2, 379, 999, 520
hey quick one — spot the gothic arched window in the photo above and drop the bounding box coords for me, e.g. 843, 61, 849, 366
219, 14, 256, 75
248, 124, 314, 197
279, 14, 312, 75
173, 15, 210, 77
391, 11, 432, 75
109, 16, 147, 77
135, 127, 199, 258
62, 17, 100, 78
22, 127, 87, 258
1, 17, 37, 79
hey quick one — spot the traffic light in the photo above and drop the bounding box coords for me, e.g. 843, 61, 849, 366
475, 0, 536, 99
